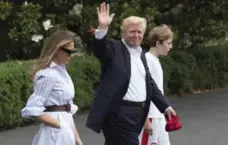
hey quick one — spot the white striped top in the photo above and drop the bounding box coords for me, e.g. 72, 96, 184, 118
21, 61, 78, 117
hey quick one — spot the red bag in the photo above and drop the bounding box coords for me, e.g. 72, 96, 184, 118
165, 115, 182, 132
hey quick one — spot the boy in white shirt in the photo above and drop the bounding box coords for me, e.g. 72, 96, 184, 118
139, 24, 174, 145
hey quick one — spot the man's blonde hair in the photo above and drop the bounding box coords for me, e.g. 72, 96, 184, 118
148, 24, 174, 47
120, 16, 147, 33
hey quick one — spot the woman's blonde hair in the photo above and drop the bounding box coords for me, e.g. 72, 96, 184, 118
30, 30, 75, 78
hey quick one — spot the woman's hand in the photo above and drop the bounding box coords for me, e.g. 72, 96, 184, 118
76, 139, 83, 145
75, 127, 83, 145
38, 115, 61, 128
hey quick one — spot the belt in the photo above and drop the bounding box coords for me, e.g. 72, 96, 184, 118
122, 100, 146, 108
44, 104, 71, 112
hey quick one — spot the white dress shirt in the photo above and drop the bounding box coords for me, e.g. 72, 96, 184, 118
95, 29, 146, 102
146, 52, 165, 118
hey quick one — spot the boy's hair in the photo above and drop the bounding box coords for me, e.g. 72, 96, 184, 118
148, 24, 173, 47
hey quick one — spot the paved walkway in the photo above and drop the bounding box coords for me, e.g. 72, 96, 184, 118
0, 90, 227, 145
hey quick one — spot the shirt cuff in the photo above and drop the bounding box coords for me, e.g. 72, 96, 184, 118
165, 106, 172, 113
21, 106, 45, 118
70, 104, 79, 115
95, 28, 108, 40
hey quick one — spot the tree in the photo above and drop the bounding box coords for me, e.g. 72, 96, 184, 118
154, 0, 228, 49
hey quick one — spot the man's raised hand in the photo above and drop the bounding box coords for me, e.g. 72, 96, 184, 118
97, 2, 115, 30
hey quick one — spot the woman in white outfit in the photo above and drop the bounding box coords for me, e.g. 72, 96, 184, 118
21, 30, 83, 145
139, 25, 173, 145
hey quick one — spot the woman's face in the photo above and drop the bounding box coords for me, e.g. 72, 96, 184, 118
55, 41, 75, 65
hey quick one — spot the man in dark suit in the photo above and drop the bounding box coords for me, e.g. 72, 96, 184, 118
86, 2, 176, 145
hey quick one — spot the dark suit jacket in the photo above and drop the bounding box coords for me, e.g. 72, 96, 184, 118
86, 35, 170, 133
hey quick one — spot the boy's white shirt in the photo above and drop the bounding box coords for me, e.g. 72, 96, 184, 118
146, 52, 165, 118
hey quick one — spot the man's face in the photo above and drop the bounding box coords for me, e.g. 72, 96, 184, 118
122, 24, 144, 48
158, 38, 173, 56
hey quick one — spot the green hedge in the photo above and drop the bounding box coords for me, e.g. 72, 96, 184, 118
1, 46, 228, 130
67, 55, 100, 110
160, 46, 228, 95
0, 61, 33, 130
191, 46, 228, 89
160, 51, 199, 95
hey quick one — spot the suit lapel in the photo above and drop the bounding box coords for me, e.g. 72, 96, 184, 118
140, 51, 152, 101
120, 41, 131, 83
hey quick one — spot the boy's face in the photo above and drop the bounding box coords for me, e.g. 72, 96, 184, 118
157, 38, 173, 56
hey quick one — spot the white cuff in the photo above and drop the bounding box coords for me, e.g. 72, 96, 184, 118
95, 28, 108, 40
165, 106, 172, 113
70, 104, 79, 115
21, 106, 45, 118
